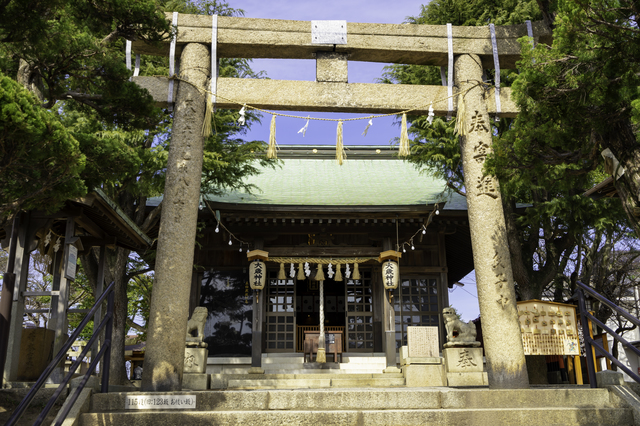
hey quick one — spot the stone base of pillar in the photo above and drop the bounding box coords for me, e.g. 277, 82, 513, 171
248, 367, 265, 374
384, 366, 401, 373
182, 373, 209, 390
316, 347, 326, 363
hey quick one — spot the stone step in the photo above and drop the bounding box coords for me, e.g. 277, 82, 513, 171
80, 407, 633, 426
264, 368, 385, 375
227, 378, 332, 389
90, 387, 616, 413
227, 377, 405, 389
214, 373, 404, 380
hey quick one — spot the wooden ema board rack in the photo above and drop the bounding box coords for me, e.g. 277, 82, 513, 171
517, 300, 580, 356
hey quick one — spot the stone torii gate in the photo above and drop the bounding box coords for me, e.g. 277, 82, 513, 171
131, 13, 552, 391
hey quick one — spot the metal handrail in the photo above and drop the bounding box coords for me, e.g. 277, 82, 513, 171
6, 281, 115, 426
575, 280, 640, 388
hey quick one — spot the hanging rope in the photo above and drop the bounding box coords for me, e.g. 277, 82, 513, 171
267, 257, 376, 264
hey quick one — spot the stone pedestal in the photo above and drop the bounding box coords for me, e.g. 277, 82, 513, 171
184, 347, 207, 374
401, 359, 446, 387
183, 373, 209, 390
443, 347, 486, 386
400, 345, 446, 386
454, 53, 529, 389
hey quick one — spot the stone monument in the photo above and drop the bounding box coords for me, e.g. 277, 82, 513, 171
400, 326, 446, 387
183, 307, 210, 390
441, 307, 487, 386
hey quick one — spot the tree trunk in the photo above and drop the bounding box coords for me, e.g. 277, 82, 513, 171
107, 247, 131, 385
601, 119, 640, 237
17, 59, 43, 102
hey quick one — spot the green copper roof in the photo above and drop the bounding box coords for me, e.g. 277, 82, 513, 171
204, 148, 468, 210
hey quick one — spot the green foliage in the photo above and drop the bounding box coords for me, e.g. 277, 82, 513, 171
504, 0, 640, 232
380, 0, 634, 300
0, 0, 171, 223
0, 74, 86, 217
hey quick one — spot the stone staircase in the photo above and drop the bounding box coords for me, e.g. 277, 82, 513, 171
210, 352, 401, 389
80, 387, 635, 426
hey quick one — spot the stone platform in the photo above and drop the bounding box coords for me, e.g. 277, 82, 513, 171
82, 387, 634, 426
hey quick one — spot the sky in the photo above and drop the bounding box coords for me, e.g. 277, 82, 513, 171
228, 0, 426, 147
224, 0, 481, 321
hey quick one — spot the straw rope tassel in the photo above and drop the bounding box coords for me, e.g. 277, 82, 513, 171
202, 92, 214, 137
315, 263, 325, 281
297, 262, 305, 280
336, 120, 346, 165
353, 263, 361, 280
267, 115, 278, 159
335, 263, 343, 281
454, 94, 467, 136
278, 262, 286, 280
399, 113, 410, 157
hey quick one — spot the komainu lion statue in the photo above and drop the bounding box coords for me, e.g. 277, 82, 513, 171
442, 307, 479, 347
186, 307, 208, 346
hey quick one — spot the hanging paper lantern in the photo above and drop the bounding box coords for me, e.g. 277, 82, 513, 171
382, 260, 399, 290
249, 259, 266, 290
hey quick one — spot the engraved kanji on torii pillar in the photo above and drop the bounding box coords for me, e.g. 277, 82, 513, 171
454, 54, 529, 389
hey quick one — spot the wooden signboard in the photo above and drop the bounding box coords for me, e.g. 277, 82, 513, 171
517, 300, 580, 356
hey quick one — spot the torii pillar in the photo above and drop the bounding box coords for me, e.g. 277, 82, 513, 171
454, 54, 529, 388
142, 43, 210, 391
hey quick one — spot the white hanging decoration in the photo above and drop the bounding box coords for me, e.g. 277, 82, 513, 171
345, 263, 351, 279
53, 237, 61, 253
327, 263, 334, 279
304, 262, 311, 277
298, 116, 310, 136
290, 263, 296, 278
44, 230, 52, 246
238, 105, 246, 126
167, 11, 179, 112
446, 23, 454, 121
489, 23, 502, 122
126, 40, 132, 81
362, 118, 373, 136
427, 103, 435, 125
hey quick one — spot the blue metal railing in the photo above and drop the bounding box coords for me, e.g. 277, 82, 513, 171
575, 280, 640, 388
6, 281, 115, 426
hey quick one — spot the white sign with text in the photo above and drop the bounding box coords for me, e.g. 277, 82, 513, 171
125, 394, 197, 410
